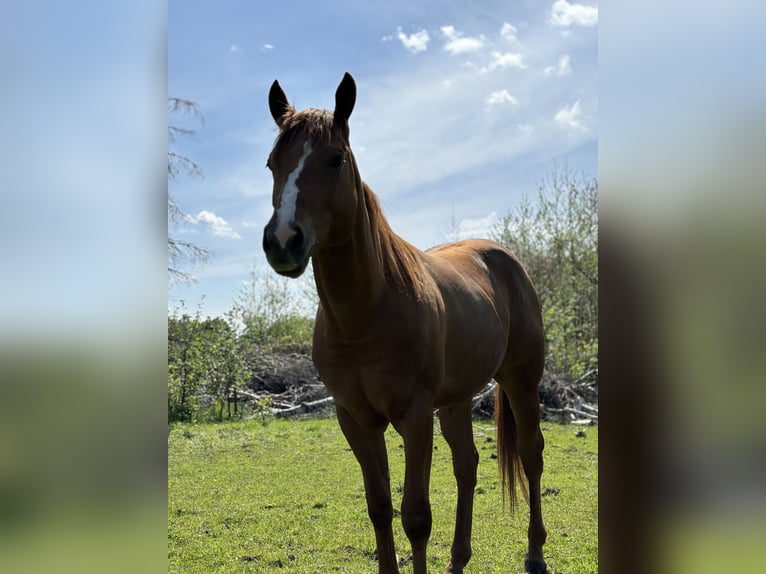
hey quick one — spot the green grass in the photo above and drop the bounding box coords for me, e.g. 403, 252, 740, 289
168, 418, 597, 573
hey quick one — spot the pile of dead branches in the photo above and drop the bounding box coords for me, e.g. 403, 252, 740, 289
236, 349, 597, 423
471, 369, 598, 424
539, 369, 598, 423
237, 349, 333, 418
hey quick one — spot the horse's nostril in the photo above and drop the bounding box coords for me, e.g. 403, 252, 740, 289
287, 226, 304, 251
263, 228, 284, 254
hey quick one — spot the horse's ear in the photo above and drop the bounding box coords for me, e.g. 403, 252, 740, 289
334, 72, 356, 127
269, 80, 293, 127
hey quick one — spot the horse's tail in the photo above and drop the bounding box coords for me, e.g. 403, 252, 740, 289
494, 384, 529, 512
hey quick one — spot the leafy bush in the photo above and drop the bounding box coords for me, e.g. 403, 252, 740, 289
167, 307, 204, 422
492, 168, 598, 382
168, 306, 251, 422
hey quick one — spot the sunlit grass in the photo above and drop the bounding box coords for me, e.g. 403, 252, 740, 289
168, 418, 597, 573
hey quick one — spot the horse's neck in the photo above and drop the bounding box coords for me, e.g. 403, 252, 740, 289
311, 181, 386, 334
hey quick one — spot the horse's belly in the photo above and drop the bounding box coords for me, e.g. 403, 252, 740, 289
434, 320, 506, 406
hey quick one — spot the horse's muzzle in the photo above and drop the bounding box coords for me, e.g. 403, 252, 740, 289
262, 223, 312, 278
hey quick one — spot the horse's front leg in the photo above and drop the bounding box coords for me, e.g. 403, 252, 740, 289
395, 398, 434, 574
336, 405, 399, 574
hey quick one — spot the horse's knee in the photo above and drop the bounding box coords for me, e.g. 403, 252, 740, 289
401, 498, 432, 544
367, 496, 393, 530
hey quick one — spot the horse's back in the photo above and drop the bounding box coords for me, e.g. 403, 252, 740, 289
426, 238, 538, 312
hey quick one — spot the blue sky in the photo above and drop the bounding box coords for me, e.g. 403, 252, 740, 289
168, 0, 598, 318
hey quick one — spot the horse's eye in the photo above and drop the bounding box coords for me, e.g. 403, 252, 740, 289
328, 153, 345, 169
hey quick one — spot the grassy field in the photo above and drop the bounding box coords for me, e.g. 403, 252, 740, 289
168, 417, 597, 573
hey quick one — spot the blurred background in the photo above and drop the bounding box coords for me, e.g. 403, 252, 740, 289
1, 1, 765, 572
0, 1, 167, 572
600, 1, 766, 572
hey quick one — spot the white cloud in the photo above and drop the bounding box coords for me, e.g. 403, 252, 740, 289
500, 22, 518, 41
381, 35, 394, 42
441, 25, 487, 55
550, 0, 598, 27
263, 43, 274, 50
487, 89, 519, 106
186, 210, 241, 239
229, 44, 240, 52
554, 100, 587, 131
397, 27, 430, 53
544, 54, 572, 76
484, 51, 526, 72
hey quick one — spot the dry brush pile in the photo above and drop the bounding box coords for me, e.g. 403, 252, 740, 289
237, 347, 598, 424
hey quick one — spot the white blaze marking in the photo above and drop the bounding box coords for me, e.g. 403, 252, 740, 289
274, 141, 312, 247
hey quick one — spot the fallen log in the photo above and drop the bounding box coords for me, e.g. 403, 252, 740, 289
572, 369, 598, 385
563, 407, 598, 421
272, 396, 336, 418
235, 389, 267, 401
579, 403, 599, 415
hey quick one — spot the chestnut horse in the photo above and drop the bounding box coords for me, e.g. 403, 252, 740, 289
262, 73, 547, 574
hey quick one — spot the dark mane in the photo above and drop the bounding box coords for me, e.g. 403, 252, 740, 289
362, 182, 426, 298
272, 108, 337, 155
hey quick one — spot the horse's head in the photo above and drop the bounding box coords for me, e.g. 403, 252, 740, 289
263, 73, 358, 278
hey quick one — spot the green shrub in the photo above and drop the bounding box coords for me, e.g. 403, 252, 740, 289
168, 306, 250, 423
492, 168, 597, 382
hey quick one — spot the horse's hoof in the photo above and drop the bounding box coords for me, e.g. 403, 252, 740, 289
442, 560, 464, 574
524, 557, 549, 574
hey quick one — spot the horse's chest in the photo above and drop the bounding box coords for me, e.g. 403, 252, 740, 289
313, 336, 437, 419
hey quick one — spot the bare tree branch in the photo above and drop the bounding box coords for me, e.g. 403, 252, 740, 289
168, 96, 208, 285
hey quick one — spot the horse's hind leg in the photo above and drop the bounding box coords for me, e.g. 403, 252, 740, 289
439, 398, 479, 574
495, 359, 548, 574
